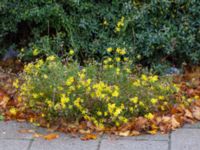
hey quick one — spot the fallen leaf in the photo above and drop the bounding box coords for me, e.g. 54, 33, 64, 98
81, 134, 97, 141
118, 131, 130, 137
192, 106, 200, 120
130, 130, 140, 136
33, 133, 43, 138
162, 116, 171, 123
18, 129, 35, 134
79, 129, 91, 134
0, 95, 9, 108
171, 115, 180, 129
184, 109, 193, 119
43, 133, 59, 141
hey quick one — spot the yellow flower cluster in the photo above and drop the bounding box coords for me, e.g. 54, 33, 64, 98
115, 16, 125, 32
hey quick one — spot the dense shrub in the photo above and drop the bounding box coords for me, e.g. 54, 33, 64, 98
13, 51, 184, 127
0, 0, 199, 65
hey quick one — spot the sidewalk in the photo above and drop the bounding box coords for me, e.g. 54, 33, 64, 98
0, 121, 200, 150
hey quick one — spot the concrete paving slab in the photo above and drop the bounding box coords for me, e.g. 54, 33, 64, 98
0, 139, 31, 150
30, 137, 100, 150
0, 121, 34, 139
171, 128, 200, 150
103, 133, 169, 141
183, 122, 200, 128
100, 139, 168, 150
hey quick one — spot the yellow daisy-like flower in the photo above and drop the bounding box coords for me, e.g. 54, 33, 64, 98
66, 76, 74, 86
97, 111, 102, 116
112, 90, 119, 97
69, 49, 75, 55
46, 55, 56, 61
9, 108, 17, 115
115, 57, 121, 62
151, 98, 158, 104
13, 79, 19, 88
145, 113, 154, 120
33, 48, 39, 56
130, 97, 138, 104
149, 75, 158, 82
43, 74, 48, 79
107, 47, 113, 53
141, 74, 148, 81
103, 20, 108, 26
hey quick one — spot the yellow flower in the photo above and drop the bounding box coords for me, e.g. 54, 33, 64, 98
116, 68, 120, 75
141, 74, 148, 81
107, 47, 113, 53
66, 76, 74, 86
46, 100, 53, 108
112, 90, 119, 97
194, 95, 199, 100
115, 27, 120, 32
9, 108, 17, 115
139, 101, 144, 107
60, 94, 70, 108
130, 97, 138, 104
33, 48, 39, 56
97, 111, 102, 116
149, 75, 158, 82
126, 68, 131, 73
145, 113, 154, 120
115, 57, 121, 62
103, 20, 108, 26
158, 96, 164, 100
116, 48, 121, 53
108, 103, 116, 113
43, 74, 48, 79
32, 93, 39, 99
69, 49, 74, 55
104, 112, 108, 116
124, 57, 129, 61
113, 108, 121, 117
13, 79, 19, 88
151, 98, 158, 104
133, 80, 140, 87
47, 55, 56, 61
119, 48, 126, 55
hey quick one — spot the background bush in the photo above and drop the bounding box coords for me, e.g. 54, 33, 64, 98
0, 0, 199, 66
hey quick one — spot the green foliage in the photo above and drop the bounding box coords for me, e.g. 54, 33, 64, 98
0, 0, 199, 65
0, 114, 4, 121
15, 53, 181, 127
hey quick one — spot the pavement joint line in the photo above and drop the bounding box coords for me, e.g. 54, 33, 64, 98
97, 135, 103, 150
0, 138, 33, 141
168, 132, 171, 150
27, 139, 34, 150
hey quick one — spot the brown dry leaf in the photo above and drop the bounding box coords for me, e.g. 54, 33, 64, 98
162, 116, 171, 123
33, 133, 43, 138
18, 129, 35, 134
130, 130, 140, 136
43, 133, 59, 141
0, 95, 10, 108
81, 134, 97, 141
171, 115, 181, 129
79, 129, 91, 134
118, 131, 130, 137
134, 117, 148, 131
184, 109, 193, 119
192, 106, 200, 120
